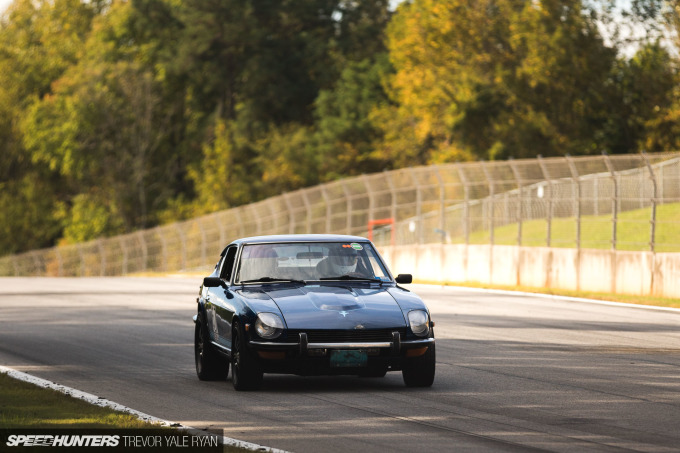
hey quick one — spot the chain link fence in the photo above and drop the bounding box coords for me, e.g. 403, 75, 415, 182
1, 152, 679, 277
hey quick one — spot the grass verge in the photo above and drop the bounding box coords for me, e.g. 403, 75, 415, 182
0, 373, 155, 429
415, 279, 680, 309
0, 373, 249, 452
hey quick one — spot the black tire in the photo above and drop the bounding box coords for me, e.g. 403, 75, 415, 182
231, 320, 263, 391
195, 312, 229, 381
402, 343, 435, 387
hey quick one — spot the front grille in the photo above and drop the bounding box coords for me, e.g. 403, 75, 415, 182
286, 329, 406, 343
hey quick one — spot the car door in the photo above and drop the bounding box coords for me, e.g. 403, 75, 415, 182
211, 245, 238, 350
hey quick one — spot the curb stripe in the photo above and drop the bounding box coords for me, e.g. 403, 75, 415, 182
0, 366, 289, 453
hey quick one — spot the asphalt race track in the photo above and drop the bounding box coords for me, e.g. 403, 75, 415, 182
1, 277, 680, 452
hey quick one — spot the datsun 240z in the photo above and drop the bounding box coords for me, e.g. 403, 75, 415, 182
193, 234, 435, 390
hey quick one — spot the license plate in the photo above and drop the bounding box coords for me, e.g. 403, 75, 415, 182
330, 350, 367, 368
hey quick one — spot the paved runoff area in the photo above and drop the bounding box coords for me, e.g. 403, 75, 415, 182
1, 277, 680, 452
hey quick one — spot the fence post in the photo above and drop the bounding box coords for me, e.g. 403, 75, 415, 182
119, 237, 128, 275
407, 169, 423, 244
266, 199, 278, 235
283, 193, 295, 234
509, 159, 523, 246
77, 244, 85, 276
173, 225, 186, 271
537, 155, 553, 247
197, 219, 207, 268
341, 181, 353, 235
362, 175, 375, 234
214, 213, 226, 247
641, 153, 658, 253
320, 187, 332, 233
55, 248, 63, 277
234, 207, 244, 238
565, 155, 581, 250
385, 172, 398, 239
301, 189, 312, 233
98, 239, 106, 276
481, 162, 495, 246
455, 164, 470, 245
157, 227, 168, 272
434, 166, 446, 243
250, 204, 263, 235
603, 153, 618, 250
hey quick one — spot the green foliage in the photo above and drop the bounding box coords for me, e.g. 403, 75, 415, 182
0, 0, 678, 256
314, 55, 393, 179
57, 194, 125, 244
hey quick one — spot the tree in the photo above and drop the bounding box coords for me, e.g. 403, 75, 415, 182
0, 0, 101, 254
380, 0, 621, 161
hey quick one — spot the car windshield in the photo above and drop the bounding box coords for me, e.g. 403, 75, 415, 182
235, 242, 391, 284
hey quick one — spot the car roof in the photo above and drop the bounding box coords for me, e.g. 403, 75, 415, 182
231, 234, 370, 245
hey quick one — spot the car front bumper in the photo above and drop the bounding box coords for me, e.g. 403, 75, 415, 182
247, 331, 434, 375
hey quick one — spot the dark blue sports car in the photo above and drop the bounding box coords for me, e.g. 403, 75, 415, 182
193, 234, 435, 390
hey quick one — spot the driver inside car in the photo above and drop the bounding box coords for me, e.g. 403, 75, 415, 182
316, 246, 370, 279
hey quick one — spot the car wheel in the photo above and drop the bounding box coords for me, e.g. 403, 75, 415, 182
402, 343, 435, 387
195, 313, 228, 381
231, 320, 263, 391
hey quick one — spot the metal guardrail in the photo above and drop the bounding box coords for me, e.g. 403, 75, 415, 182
2, 152, 679, 276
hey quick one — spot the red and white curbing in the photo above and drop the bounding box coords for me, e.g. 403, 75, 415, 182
0, 365, 288, 453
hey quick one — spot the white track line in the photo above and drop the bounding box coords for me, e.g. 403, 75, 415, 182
0, 365, 288, 453
413, 284, 680, 313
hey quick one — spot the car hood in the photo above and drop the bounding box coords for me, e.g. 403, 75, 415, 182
261, 285, 407, 330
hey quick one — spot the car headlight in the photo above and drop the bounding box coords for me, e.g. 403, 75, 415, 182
408, 310, 430, 337
255, 312, 284, 339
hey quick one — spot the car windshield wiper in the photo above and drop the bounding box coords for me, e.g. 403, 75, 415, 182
240, 277, 307, 285
319, 275, 382, 283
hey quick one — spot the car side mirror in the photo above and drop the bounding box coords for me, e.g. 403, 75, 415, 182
395, 274, 412, 284
203, 277, 224, 288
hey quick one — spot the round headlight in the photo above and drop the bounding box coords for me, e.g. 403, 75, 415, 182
408, 310, 430, 337
255, 312, 284, 339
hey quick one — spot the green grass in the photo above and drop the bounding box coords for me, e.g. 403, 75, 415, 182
465, 202, 680, 252
0, 373, 161, 429
0, 373, 252, 452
